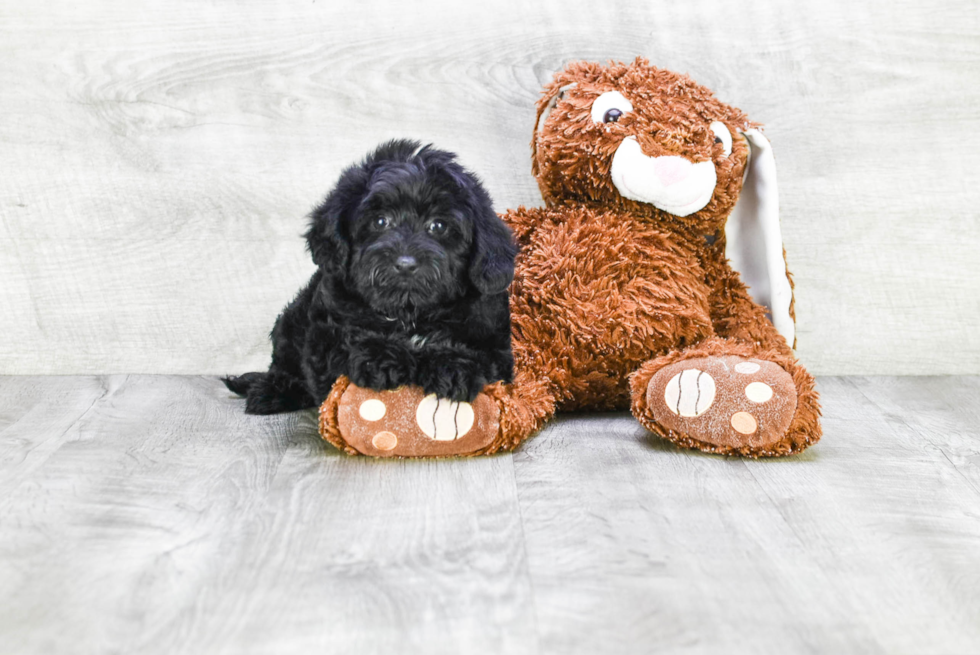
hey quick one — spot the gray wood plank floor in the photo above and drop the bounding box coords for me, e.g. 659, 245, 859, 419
1, 376, 978, 655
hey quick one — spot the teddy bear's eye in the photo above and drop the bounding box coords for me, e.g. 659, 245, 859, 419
710, 121, 733, 157
591, 91, 633, 125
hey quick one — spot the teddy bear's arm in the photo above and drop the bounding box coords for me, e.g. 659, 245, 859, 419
707, 262, 796, 356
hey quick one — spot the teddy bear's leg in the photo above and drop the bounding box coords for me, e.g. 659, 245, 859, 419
318, 364, 558, 458
629, 257, 822, 457
630, 337, 819, 457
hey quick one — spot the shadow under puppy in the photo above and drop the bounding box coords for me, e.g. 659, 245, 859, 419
224, 139, 517, 414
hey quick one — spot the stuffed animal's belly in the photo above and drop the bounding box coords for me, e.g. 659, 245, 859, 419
510, 217, 713, 409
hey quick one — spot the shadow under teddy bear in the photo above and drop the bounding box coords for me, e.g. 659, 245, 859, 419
320, 58, 821, 459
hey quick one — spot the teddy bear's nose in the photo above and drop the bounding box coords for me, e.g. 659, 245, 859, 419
650, 156, 690, 187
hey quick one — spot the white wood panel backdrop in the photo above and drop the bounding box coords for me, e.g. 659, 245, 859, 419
1, 0, 978, 375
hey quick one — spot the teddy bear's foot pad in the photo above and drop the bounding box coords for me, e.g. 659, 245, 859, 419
646, 356, 797, 449
334, 383, 500, 457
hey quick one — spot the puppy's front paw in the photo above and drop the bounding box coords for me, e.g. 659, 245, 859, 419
418, 355, 489, 403
347, 346, 415, 392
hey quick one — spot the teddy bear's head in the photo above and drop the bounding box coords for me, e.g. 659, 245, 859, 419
532, 58, 756, 234
532, 58, 797, 344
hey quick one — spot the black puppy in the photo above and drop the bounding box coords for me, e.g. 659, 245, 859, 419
223, 140, 517, 414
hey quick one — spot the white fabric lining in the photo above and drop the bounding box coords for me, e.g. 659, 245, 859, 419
725, 129, 795, 346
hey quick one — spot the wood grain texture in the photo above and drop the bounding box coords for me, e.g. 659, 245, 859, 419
0, 375, 536, 655
1, 375, 979, 654
0, 0, 978, 375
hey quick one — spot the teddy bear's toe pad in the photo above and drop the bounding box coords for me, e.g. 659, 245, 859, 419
647, 356, 797, 449
336, 384, 499, 457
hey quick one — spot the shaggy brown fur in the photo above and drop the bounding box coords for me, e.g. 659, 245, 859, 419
320, 58, 821, 458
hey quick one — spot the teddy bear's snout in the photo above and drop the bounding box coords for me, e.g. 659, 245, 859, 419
610, 136, 717, 217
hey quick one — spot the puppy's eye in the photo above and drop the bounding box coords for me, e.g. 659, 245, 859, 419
373, 216, 390, 230
591, 91, 633, 125
427, 219, 447, 236
709, 121, 733, 157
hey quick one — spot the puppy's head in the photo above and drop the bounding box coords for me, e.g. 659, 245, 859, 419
306, 139, 516, 316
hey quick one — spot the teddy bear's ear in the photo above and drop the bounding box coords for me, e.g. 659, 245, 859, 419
535, 83, 577, 134
724, 129, 796, 347
531, 83, 577, 175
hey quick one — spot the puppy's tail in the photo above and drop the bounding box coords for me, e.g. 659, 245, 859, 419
221, 372, 316, 415
222, 372, 266, 396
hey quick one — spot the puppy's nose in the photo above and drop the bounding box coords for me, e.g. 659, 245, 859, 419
395, 255, 419, 274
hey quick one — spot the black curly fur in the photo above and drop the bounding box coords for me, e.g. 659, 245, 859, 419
223, 139, 516, 414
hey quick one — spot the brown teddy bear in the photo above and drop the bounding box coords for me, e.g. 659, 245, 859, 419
319, 58, 821, 458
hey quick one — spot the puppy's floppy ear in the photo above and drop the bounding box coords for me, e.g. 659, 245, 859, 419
465, 180, 517, 295
304, 163, 371, 275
